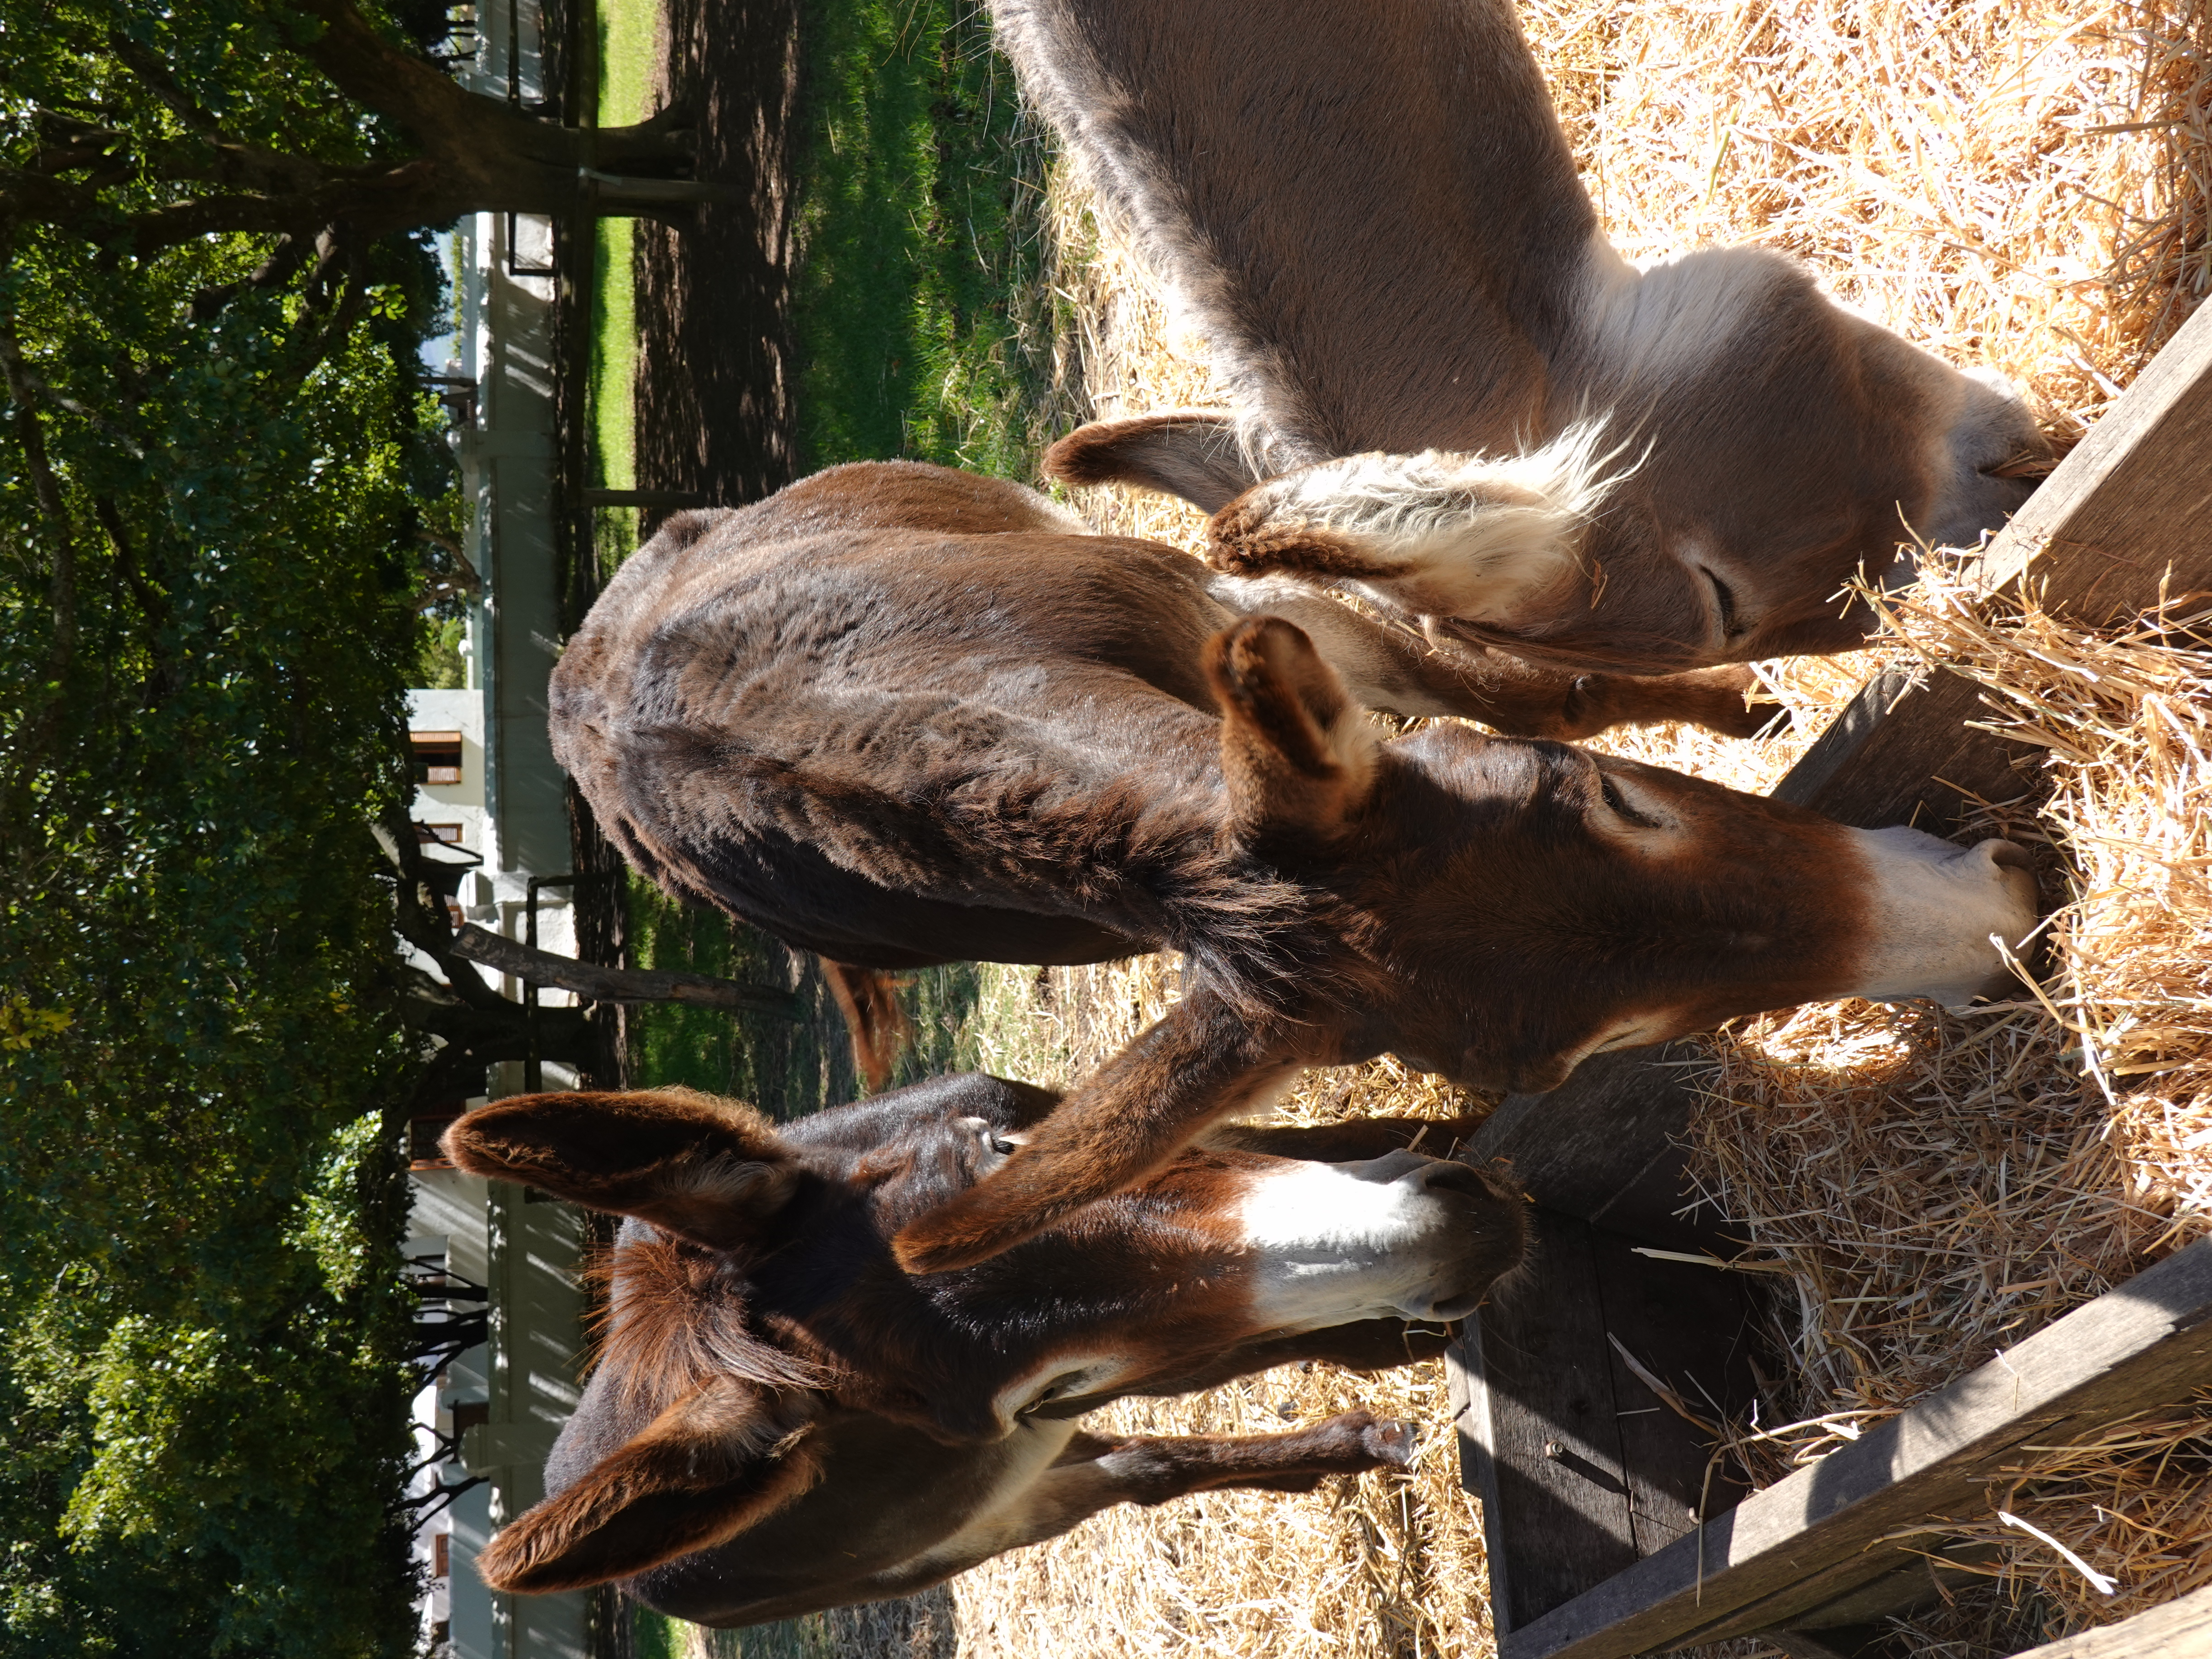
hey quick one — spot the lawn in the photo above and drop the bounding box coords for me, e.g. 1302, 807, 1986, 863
788, 0, 1073, 475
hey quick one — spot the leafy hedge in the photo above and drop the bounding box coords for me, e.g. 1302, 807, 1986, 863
0, 13, 447, 1651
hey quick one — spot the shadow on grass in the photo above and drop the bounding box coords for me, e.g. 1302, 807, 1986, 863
624, 877, 988, 1120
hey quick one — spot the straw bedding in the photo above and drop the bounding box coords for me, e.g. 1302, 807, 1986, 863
937, 0, 2212, 1653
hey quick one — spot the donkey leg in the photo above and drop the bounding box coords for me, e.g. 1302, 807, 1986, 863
1022, 1414, 1418, 1536
818, 959, 914, 1091
812, 1417, 1413, 1607
893, 985, 1302, 1273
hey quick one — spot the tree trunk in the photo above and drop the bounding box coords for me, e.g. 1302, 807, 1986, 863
293, 0, 724, 228
7, 1, 727, 253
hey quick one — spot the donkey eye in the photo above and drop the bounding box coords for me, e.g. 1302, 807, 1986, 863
1599, 775, 1661, 830
1703, 567, 1741, 638
963, 1118, 1021, 1161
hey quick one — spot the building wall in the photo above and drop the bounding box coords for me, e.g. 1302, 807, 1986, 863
406, 6, 593, 1650
408, 687, 489, 858
412, 1163, 591, 1659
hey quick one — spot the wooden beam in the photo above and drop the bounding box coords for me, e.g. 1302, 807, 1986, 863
1493, 1238, 2212, 1659
2004, 1583, 2212, 1659
1453, 1211, 1766, 1633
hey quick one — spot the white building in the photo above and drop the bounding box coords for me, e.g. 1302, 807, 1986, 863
402, 5, 591, 1655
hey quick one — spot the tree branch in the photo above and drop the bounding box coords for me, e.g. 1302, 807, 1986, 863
106, 31, 221, 134
447, 924, 803, 1020
405, 1476, 487, 1532
190, 233, 312, 321
0, 326, 80, 687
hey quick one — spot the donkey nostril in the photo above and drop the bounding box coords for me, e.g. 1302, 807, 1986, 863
1416, 1159, 1499, 1202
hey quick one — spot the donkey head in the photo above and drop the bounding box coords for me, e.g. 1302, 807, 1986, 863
892, 616, 2038, 1273
442, 1073, 1524, 1592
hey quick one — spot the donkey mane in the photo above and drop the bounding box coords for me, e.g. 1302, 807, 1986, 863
586, 1238, 840, 1415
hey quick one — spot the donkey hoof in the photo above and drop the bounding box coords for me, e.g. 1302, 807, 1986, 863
1361, 1417, 1417, 1467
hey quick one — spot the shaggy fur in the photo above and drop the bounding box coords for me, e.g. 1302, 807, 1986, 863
1003, 0, 2051, 671
442, 1076, 1523, 1621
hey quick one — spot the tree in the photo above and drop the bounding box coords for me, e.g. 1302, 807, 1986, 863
4, 2, 714, 276
0, 8, 536, 1654
0, 14, 770, 1649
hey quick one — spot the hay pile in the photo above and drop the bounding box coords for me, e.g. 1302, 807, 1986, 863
942, 0, 2212, 1653
1680, 569, 2212, 1642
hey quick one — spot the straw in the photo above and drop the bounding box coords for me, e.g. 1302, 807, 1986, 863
945, 0, 2212, 1649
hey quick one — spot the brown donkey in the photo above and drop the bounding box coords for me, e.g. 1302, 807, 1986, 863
550, 460, 2037, 1274
442, 1073, 1523, 1619
1001, 0, 2054, 674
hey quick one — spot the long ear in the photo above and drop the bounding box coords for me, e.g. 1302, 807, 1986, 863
441, 1089, 796, 1251
1205, 430, 1619, 623
892, 989, 1298, 1275
1206, 616, 1378, 849
1042, 412, 1263, 513
478, 1380, 821, 1594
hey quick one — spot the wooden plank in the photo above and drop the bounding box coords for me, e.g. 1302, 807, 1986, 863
1493, 1238, 2212, 1659
1597, 1230, 1760, 1558
1459, 1212, 1641, 1630
1455, 1211, 1767, 1632
1459, 1044, 1725, 1253
2003, 1582, 2212, 1659
1776, 297, 2212, 834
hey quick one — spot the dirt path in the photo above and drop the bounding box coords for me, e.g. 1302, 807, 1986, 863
632, 0, 803, 511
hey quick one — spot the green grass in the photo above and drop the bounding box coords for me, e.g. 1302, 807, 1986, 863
630, 1605, 683, 1659
789, 0, 1070, 476
589, 0, 655, 529
600, 0, 1074, 1120
626, 878, 993, 1118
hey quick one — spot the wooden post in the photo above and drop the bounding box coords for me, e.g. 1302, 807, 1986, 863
1451, 300, 2212, 1645
1492, 1238, 2212, 1659
1454, 1211, 1766, 1633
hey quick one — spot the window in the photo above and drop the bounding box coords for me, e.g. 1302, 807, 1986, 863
417, 823, 465, 846
432, 1531, 450, 1578
411, 731, 463, 785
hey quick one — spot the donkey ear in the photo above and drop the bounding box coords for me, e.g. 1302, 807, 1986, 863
1206, 616, 1378, 850
1042, 412, 1262, 513
1205, 434, 1614, 623
478, 1380, 821, 1594
440, 1089, 796, 1251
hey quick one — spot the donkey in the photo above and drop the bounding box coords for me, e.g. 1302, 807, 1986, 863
995, 0, 2054, 674
442, 1073, 1522, 1619
549, 460, 2039, 1276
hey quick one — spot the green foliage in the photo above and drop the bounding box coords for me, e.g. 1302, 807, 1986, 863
789, 0, 1067, 476
414, 612, 468, 688
0, 9, 449, 1655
